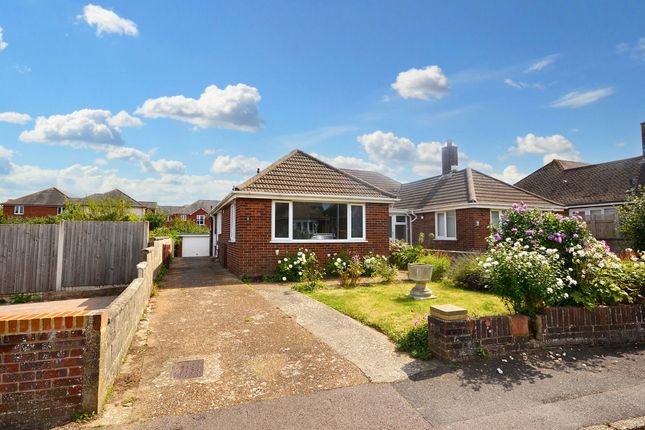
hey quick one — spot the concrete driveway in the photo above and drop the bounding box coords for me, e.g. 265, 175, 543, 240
86, 258, 368, 427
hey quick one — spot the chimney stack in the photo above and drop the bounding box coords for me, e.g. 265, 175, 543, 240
641, 122, 645, 160
441, 139, 458, 175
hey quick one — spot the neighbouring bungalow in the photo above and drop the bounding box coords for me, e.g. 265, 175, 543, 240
349, 141, 563, 252
210, 150, 398, 277
159, 200, 219, 229
1, 187, 157, 219
515, 122, 645, 219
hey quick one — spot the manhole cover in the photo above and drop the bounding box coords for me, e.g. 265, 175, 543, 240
172, 359, 204, 379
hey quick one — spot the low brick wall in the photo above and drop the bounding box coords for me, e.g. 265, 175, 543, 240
428, 304, 645, 361
0, 311, 106, 429
0, 237, 172, 429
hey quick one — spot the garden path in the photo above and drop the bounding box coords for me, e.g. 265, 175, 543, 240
254, 284, 440, 382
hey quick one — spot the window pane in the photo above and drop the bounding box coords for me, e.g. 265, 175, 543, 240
292, 202, 347, 240
395, 215, 406, 223
395, 224, 406, 240
437, 213, 445, 237
446, 211, 456, 238
351, 205, 363, 238
274, 203, 290, 238
490, 210, 500, 227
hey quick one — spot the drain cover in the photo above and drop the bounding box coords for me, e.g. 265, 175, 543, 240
172, 359, 204, 379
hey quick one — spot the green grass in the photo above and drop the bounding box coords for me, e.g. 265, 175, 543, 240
306, 280, 509, 341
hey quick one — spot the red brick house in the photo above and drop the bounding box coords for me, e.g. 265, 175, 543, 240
349, 141, 563, 252
210, 150, 398, 277
159, 200, 219, 229
1, 187, 70, 218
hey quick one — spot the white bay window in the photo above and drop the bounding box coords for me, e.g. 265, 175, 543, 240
435, 210, 456, 240
272, 201, 366, 242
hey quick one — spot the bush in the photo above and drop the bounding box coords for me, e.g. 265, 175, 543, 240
326, 252, 352, 276
336, 255, 363, 288
150, 218, 209, 245
145, 211, 168, 230
276, 249, 319, 282
451, 255, 489, 290
619, 186, 645, 251
363, 253, 398, 283
415, 253, 451, 281
484, 203, 631, 316
0, 215, 60, 224
395, 316, 430, 360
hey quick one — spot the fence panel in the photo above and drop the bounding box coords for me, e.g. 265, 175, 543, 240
61, 221, 148, 288
0, 224, 59, 294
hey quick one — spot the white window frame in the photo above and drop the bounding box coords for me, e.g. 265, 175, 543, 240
180, 214, 187, 221
14, 205, 24, 215
490, 210, 501, 228
229, 202, 236, 242
435, 210, 457, 240
271, 200, 367, 243
390, 214, 408, 242
57, 207, 64, 215
196, 214, 206, 226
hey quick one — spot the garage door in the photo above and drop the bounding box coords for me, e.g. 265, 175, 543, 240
181, 235, 210, 257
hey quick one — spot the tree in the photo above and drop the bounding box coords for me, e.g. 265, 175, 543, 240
144, 210, 168, 230
619, 185, 645, 251
60, 198, 139, 221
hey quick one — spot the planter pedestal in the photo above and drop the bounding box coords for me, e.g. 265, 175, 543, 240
407, 263, 437, 300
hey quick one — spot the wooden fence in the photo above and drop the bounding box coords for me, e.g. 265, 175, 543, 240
0, 221, 148, 295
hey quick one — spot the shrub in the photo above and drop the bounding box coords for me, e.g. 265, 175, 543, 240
336, 255, 363, 288
363, 253, 398, 283
395, 316, 430, 360
144, 211, 168, 230
276, 249, 318, 282
415, 253, 451, 281
451, 255, 488, 290
619, 186, 645, 251
326, 252, 351, 276
484, 203, 632, 316
362, 252, 381, 276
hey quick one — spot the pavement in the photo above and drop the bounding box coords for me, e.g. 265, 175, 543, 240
255, 284, 439, 382
58, 258, 645, 429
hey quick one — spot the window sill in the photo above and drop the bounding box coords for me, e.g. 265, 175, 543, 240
435, 237, 457, 241
271, 239, 368, 244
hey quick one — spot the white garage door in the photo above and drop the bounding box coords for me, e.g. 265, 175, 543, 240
181, 235, 210, 257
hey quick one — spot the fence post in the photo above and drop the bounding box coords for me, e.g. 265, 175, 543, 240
55, 221, 65, 291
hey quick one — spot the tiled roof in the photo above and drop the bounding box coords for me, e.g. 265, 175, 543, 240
390, 169, 561, 211
2, 187, 71, 206
159, 200, 220, 215
341, 169, 402, 196
235, 150, 398, 199
158, 205, 185, 215
80, 189, 146, 208
515, 157, 644, 206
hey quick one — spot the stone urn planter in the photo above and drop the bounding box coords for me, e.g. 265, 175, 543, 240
407, 263, 437, 300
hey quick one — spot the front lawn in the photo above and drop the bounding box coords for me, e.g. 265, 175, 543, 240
305, 281, 509, 354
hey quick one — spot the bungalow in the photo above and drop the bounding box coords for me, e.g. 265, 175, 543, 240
159, 200, 219, 228
350, 141, 563, 252
1, 187, 70, 218
76, 189, 154, 218
210, 150, 398, 277
515, 122, 645, 218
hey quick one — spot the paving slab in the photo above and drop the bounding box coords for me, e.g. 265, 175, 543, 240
77, 258, 367, 427
118, 383, 433, 430
254, 284, 440, 382
0, 295, 115, 316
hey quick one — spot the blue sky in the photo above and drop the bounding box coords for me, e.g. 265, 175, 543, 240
0, 1, 644, 204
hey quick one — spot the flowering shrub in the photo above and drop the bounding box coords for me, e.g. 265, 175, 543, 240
389, 233, 432, 269
336, 255, 364, 288
276, 249, 318, 282
619, 185, 645, 251
363, 253, 398, 283
484, 204, 634, 316
326, 252, 352, 276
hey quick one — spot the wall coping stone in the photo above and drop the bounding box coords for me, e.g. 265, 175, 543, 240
431, 304, 468, 321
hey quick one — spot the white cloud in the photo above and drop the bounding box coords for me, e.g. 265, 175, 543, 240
511, 133, 581, 164
94, 158, 107, 165
80, 4, 138, 36
525, 54, 559, 72
136, 84, 262, 131
616, 37, 645, 61
312, 153, 394, 176
503, 78, 544, 90
151, 159, 187, 175
549, 87, 614, 109
0, 162, 235, 205
0, 27, 8, 52
391, 65, 449, 100
203, 148, 216, 156
210, 155, 270, 175
468, 161, 494, 172
492, 165, 527, 184
0, 145, 12, 175
0, 112, 32, 124
19, 109, 140, 147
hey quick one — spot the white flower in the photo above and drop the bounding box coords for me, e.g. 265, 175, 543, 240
298, 272, 302, 276
284, 258, 288, 262
288, 264, 293, 268
282, 277, 287, 281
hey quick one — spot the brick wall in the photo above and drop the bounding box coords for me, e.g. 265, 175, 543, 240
412, 208, 490, 252
218, 198, 390, 277
2, 205, 61, 218
0, 311, 105, 429
428, 303, 645, 361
